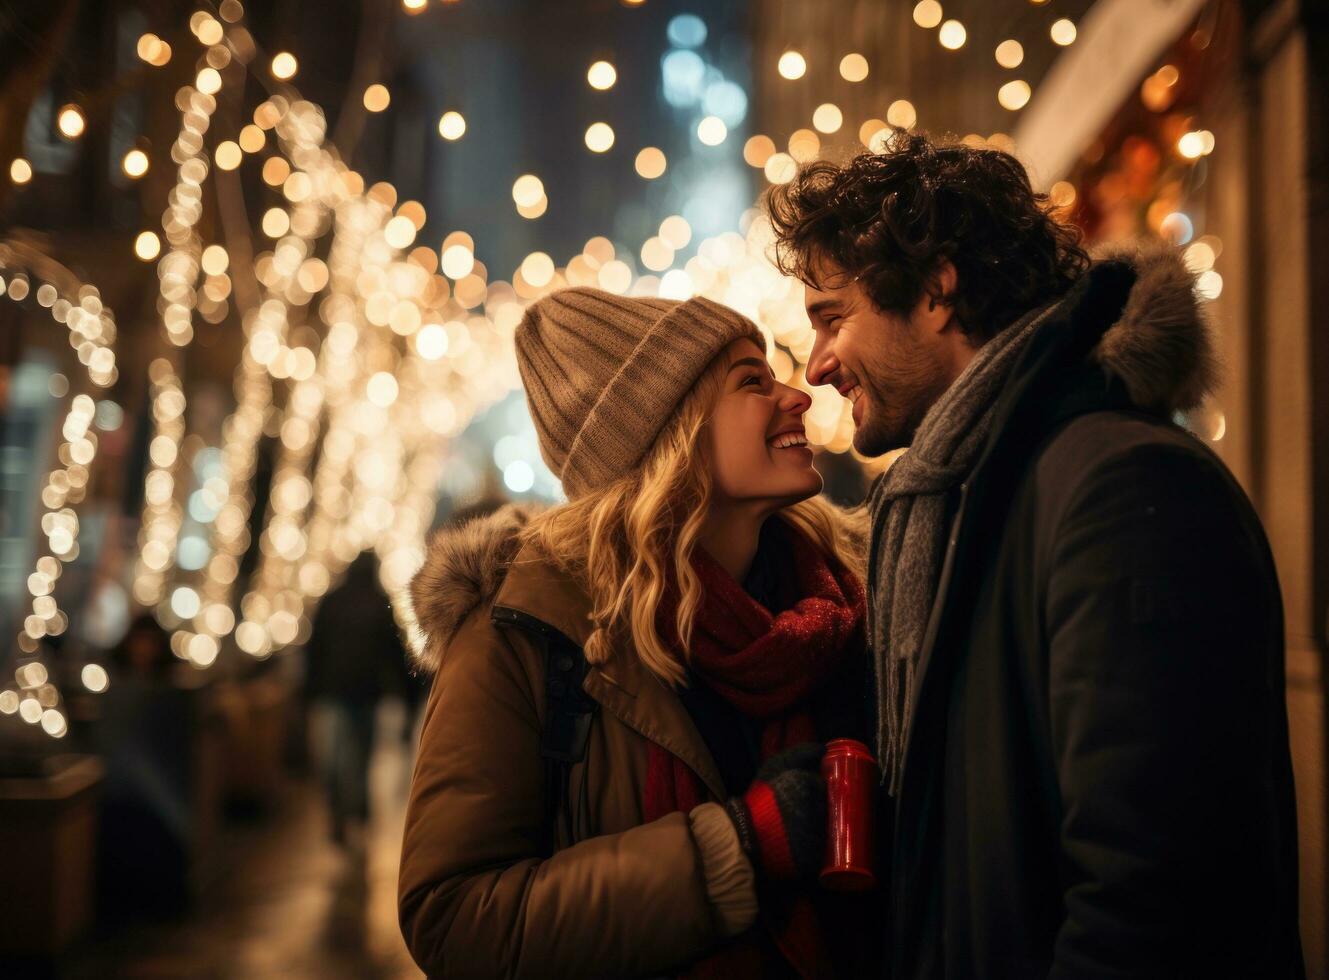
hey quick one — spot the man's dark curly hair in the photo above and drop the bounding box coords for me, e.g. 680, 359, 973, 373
765, 131, 1090, 341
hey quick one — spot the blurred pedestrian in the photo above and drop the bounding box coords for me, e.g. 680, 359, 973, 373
305, 550, 412, 848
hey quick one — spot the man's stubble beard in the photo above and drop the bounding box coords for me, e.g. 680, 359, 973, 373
850, 348, 956, 458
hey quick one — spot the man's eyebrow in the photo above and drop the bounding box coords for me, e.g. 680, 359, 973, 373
806, 299, 842, 317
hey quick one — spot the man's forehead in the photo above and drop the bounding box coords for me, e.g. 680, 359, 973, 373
803, 256, 858, 310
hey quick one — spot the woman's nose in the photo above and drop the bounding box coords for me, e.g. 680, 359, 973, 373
777, 383, 812, 416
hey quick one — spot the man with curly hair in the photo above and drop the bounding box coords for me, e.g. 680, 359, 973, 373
766, 131, 1302, 978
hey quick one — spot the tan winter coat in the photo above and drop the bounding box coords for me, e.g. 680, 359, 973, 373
398, 506, 761, 980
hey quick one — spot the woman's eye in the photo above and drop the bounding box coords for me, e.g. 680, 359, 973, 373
741, 375, 762, 388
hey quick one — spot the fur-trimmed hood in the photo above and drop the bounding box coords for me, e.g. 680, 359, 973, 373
408, 503, 540, 672
407, 244, 1214, 673
1089, 241, 1218, 414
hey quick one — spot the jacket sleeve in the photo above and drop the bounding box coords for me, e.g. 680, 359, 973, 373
1044, 443, 1292, 978
398, 610, 744, 979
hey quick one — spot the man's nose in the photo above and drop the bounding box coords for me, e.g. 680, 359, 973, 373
805, 334, 838, 387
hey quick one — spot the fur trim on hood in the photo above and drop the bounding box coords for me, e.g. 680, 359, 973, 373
1091, 241, 1219, 414
408, 503, 540, 671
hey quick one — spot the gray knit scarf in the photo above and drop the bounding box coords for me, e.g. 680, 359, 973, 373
867, 302, 1052, 792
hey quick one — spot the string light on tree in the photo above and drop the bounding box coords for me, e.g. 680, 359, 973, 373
270, 51, 298, 80
9, 158, 32, 184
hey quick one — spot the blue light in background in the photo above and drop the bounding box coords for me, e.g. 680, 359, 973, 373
667, 14, 708, 49
681, 168, 750, 238
702, 80, 748, 126
662, 49, 706, 107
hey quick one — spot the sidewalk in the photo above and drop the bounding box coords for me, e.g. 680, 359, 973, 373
62, 705, 422, 980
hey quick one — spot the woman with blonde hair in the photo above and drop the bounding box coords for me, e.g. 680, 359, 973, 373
399, 288, 875, 979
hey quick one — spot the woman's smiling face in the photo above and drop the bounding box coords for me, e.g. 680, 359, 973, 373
704, 337, 823, 509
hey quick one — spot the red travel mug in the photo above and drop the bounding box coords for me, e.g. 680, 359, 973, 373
819, 738, 879, 892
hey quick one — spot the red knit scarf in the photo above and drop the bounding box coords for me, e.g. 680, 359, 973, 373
644, 522, 866, 980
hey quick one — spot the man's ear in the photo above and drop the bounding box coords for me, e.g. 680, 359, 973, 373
914, 261, 958, 336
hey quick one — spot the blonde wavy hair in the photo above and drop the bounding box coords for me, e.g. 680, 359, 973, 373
521, 352, 866, 687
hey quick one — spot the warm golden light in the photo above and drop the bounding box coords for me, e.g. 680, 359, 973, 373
659, 215, 692, 249
913, 0, 943, 29
270, 51, 298, 80
1178, 130, 1214, 158
839, 53, 869, 82
517, 196, 547, 219
859, 118, 888, 147
788, 128, 820, 163
363, 84, 391, 112
57, 104, 86, 139
441, 244, 475, 279
743, 135, 776, 168
521, 252, 556, 288
1049, 181, 1077, 208
938, 20, 967, 49
777, 51, 806, 80
134, 231, 162, 261
512, 174, 544, 207
238, 124, 265, 153
1051, 19, 1077, 45
122, 148, 149, 178
887, 99, 917, 129
438, 111, 466, 140
634, 146, 667, 179
812, 103, 843, 134
215, 140, 242, 170
585, 122, 615, 152
764, 152, 797, 184
697, 116, 727, 146
384, 215, 416, 249
587, 61, 617, 90
10, 157, 33, 184
137, 33, 172, 66
201, 244, 229, 275
997, 80, 1031, 111
196, 67, 222, 95
81, 663, 109, 694
262, 207, 290, 238
402, 0, 427, 11
995, 40, 1024, 68
367, 372, 399, 407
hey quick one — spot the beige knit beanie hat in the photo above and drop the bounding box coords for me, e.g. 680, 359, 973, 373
515, 287, 762, 498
